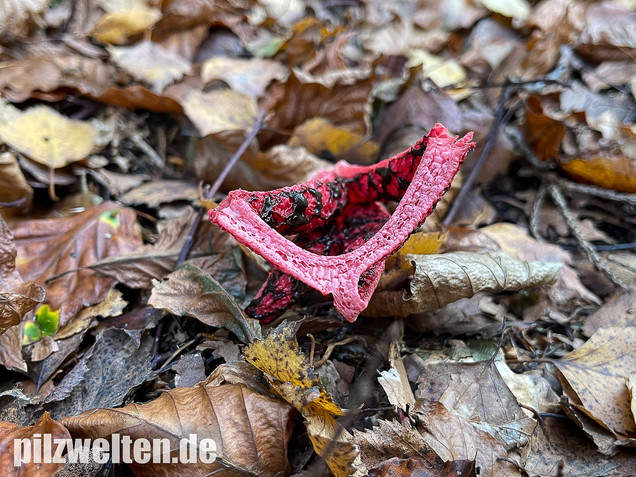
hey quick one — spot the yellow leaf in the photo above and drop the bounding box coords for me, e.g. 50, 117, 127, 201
181, 89, 257, 136
289, 117, 379, 161
91, 0, 161, 45
0, 105, 97, 168
480, 0, 530, 20
244, 320, 343, 416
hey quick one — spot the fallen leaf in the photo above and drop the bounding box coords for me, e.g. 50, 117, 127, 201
0, 0, 48, 38
0, 103, 98, 169
91, 0, 161, 45
43, 328, 153, 418
148, 262, 261, 344
0, 412, 70, 477
365, 251, 559, 318
244, 321, 363, 476
119, 180, 199, 207
195, 137, 331, 192
0, 152, 32, 209
414, 401, 521, 477
582, 289, 636, 337
181, 89, 258, 136
554, 326, 636, 436
259, 70, 373, 148
368, 457, 477, 477
12, 202, 143, 324
201, 56, 288, 97
0, 325, 27, 372
524, 95, 565, 160
480, 0, 530, 22
378, 342, 415, 412
0, 217, 44, 335
560, 155, 636, 193
109, 40, 192, 93
62, 382, 295, 476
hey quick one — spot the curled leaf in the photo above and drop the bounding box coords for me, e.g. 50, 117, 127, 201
365, 251, 560, 317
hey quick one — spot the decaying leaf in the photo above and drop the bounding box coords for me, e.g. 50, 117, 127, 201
149, 262, 261, 344
11, 202, 143, 324
0, 152, 32, 209
62, 382, 295, 477
365, 251, 560, 317
378, 342, 415, 412
0, 217, 44, 335
244, 321, 363, 476
201, 56, 288, 98
554, 326, 636, 437
0, 412, 70, 477
0, 103, 97, 169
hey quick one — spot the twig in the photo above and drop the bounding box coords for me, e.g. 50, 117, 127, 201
175, 110, 266, 267
548, 183, 627, 288
443, 81, 511, 225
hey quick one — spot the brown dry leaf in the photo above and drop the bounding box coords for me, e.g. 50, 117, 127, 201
370, 457, 477, 477
182, 89, 258, 136
109, 40, 192, 93
96, 84, 184, 113
0, 54, 120, 103
289, 117, 379, 162
91, 0, 162, 45
577, 1, 636, 62
61, 382, 295, 477
148, 262, 261, 344
0, 152, 32, 209
0, 104, 97, 169
365, 251, 559, 318
55, 288, 127, 340
12, 202, 143, 325
414, 401, 521, 477
0, 217, 44, 335
378, 342, 415, 412
353, 419, 445, 471
259, 70, 373, 148
201, 56, 288, 98
524, 95, 565, 160
411, 359, 537, 449
554, 326, 636, 436
244, 321, 363, 476
582, 289, 636, 337
195, 137, 331, 192
0, 0, 47, 38
0, 412, 70, 476
119, 180, 199, 207
480, 223, 600, 309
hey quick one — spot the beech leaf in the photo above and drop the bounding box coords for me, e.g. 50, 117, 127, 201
61, 382, 295, 477
365, 251, 560, 317
148, 263, 261, 344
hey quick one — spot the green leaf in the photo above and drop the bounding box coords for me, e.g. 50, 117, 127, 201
23, 321, 42, 345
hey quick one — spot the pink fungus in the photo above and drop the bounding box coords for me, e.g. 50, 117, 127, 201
209, 123, 475, 322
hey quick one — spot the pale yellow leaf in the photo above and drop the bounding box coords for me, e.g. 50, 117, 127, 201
201, 57, 287, 98
109, 40, 191, 93
0, 105, 97, 169
480, 0, 530, 21
91, 0, 161, 44
182, 89, 257, 136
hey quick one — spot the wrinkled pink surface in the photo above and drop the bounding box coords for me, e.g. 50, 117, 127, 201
209, 124, 475, 322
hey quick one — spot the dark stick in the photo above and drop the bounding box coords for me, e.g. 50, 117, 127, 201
175, 110, 266, 267
443, 82, 511, 225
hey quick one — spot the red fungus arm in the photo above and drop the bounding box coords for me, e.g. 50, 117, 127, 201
209, 124, 475, 322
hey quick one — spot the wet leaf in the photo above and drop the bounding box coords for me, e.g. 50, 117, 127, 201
11, 202, 143, 324
148, 262, 261, 344
62, 382, 294, 476
365, 251, 560, 317
0, 217, 44, 335
0, 412, 70, 477
554, 326, 636, 436
0, 152, 32, 210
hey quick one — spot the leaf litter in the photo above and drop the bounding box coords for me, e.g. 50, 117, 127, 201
0, 1, 635, 476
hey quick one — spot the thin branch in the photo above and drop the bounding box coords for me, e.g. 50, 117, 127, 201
175, 110, 266, 267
